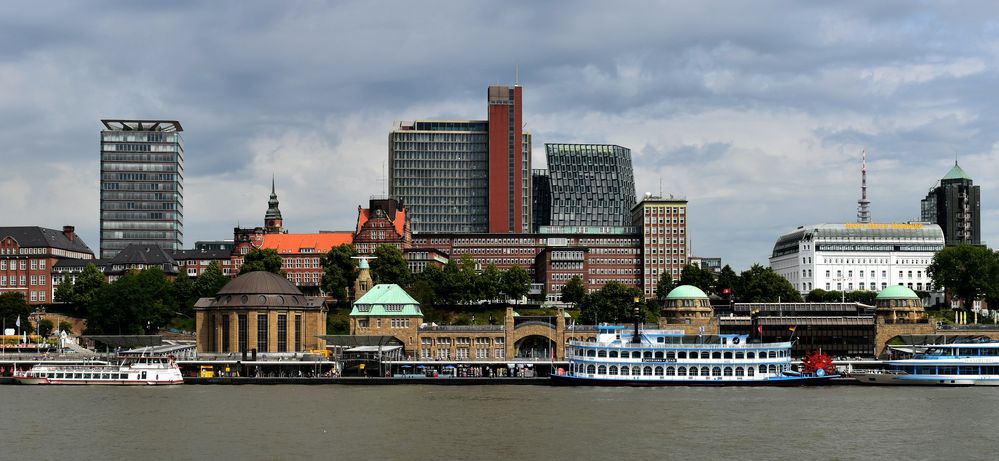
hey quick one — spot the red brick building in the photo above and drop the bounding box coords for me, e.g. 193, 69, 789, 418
0, 226, 94, 305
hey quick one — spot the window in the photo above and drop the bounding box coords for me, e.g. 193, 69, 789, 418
277, 314, 287, 353
238, 314, 248, 352
295, 315, 302, 352
221, 315, 230, 353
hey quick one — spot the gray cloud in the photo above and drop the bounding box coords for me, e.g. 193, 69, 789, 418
2, 0, 998, 269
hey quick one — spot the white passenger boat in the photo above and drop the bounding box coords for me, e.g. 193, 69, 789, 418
551, 324, 835, 386
13, 356, 184, 385
853, 340, 999, 386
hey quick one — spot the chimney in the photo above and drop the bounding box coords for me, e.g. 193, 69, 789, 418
62, 225, 75, 241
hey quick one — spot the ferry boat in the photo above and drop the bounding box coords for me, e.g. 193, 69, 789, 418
551, 324, 835, 386
852, 340, 999, 386
13, 356, 184, 385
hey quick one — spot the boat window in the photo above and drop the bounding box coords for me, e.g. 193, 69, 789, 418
769, 351, 777, 358
712, 351, 721, 360
84, 374, 92, 379
609, 366, 618, 375
768, 365, 777, 374
643, 351, 652, 359
939, 367, 957, 375
586, 365, 596, 374
959, 366, 977, 375
621, 366, 630, 376
700, 366, 709, 376
56, 373, 64, 379
657, 337, 665, 343
609, 351, 618, 358
632, 351, 641, 359
677, 366, 687, 376
666, 351, 675, 360
654, 351, 664, 359
74, 373, 82, 379
586, 349, 596, 357
735, 352, 744, 359
689, 367, 698, 376
643, 366, 653, 376
633, 366, 641, 376
597, 350, 607, 358
747, 367, 755, 377
662, 366, 672, 376
723, 352, 733, 359
735, 367, 744, 377
724, 367, 733, 376
597, 365, 606, 375
711, 367, 721, 377
759, 366, 766, 375
747, 351, 755, 359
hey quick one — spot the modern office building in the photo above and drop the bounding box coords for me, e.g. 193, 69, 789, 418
531, 169, 551, 231
920, 161, 981, 246
388, 85, 531, 234
769, 222, 945, 300
99, 119, 184, 259
631, 195, 689, 298
543, 143, 636, 228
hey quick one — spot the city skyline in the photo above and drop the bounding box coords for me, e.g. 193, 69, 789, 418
2, 1, 998, 270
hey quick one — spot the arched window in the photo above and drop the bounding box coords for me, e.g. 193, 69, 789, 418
769, 365, 777, 374
609, 366, 618, 375
747, 367, 755, 377
609, 351, 618, 358
677, 366, 687, 376
759, 365, 767, 374
598, 350, 607, 358
712, 367, 722, 377
664, 366, 674, 376
747, 351, 755, 359
735, 367, 744, 377
586, 349, 596, 357
666, 351, 675, 360
643, 351, 653, 359
677, 351, 687, 359
701, 366, 710, 376
621, 366, 630, 376
643, 366, 653, 376
723, 352, 733, 359
735, 352, 744, 359
655, 366, 664, 376
632, 351, 641, 359
712, 351, 722, 360
654, 351, 664, 359
769, 351, 777, 358
597, 365, 606, 375
586, 365, 596, 374
689, 367, 698, 376
724, 367, 733, 376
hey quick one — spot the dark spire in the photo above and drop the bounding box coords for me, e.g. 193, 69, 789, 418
265, 176, 283, 222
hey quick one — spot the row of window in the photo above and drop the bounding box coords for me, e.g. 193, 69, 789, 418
0, 259, 46, 270
578, 348, 785, 360
578, 364, 784, 377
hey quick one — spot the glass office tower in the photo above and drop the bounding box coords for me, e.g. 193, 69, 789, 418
544, 143, 636, 227
99, 119, 184, 259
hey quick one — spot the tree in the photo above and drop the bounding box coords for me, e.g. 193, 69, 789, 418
320, 243, 359, 302
85, 267, 177, 335
928, 244, 999, 309
679, 264, 716, 295
579, 282, 644, 324
0, 293, 32, 334
173, 270, 196, 318
239, 247, 284, 275
194, 261, 229, 298
58, 320, 73, 334
476, 264, 502, 302
714, 265, 739, 298
736, 264, 802, 303
562, 275, 586, 306
370, 245, 411, 286
37, 318, 54, 337
655, 273, 675, 303
54, 277, 76, 304
500, 266, 531, 302
72, 263, 107, 315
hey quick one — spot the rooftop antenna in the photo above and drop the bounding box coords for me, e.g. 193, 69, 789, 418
857, 149, 871, 223
515, 64, 520, 85
382, 161, 387, 196
659, 177, 663, 197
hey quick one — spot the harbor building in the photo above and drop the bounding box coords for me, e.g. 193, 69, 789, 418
921, 161, 981, 246
769, 222, 945, 300
0, 226, 94, 305
540, 143, 636, 228
631, 195, 689, 298
99, 119, 184, 259
388, 85, 531, 234
194, 271, 327, 354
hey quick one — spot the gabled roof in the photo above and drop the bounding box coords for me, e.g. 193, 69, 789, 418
350, 284, 422, 317
942, 161, 972, 181
0, 226, 94, 255
168, 248, 232, 260
109, 244, 175, 265
260, 233, 353, 254
356, 208, 407, 236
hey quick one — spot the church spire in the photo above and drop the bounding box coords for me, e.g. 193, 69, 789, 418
265, 175, 284, 233
857, 150, 871, 223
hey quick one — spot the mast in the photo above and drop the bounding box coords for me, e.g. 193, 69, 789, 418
857, 150, 871, 223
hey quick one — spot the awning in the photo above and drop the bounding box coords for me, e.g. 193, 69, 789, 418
345, 345, 403, 353
83, 335, 163, 348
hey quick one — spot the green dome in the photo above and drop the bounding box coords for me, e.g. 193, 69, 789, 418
876, 285, 919, 300
665, 285, 709, 300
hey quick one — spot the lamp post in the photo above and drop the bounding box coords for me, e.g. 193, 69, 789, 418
631, 297, 642, 344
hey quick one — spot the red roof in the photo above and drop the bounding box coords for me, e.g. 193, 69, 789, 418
355, 208, 407, 236
260, 233, 354, 254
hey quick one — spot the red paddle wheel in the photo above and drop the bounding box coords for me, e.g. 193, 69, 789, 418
801, 351, 836, 376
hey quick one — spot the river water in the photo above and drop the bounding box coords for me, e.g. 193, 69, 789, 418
2, 385, 997, 460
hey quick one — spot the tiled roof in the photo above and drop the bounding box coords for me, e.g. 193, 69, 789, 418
355, 208, 407, 236
350, 284, 423, 317
109, 244, 175, 265
260, 233, 354, 254
168, 248, 232, 260
0, 226, 94, 254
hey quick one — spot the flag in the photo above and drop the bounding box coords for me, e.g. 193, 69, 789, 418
757, 325, 763, 335
15, 315, 20, 328
788, 326, 796, 332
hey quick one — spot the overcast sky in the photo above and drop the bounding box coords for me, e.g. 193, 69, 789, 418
2, 1, 997, 270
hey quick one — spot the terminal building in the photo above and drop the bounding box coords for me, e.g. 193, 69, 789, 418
769, 222, 945, 301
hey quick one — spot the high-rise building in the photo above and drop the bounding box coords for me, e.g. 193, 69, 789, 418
100, 120, 184, 259
531, 169, 551, 231
544, 143, 636, 227
388, 85, 531, 234
921, 161, 981, 246
631, 195, 688, 298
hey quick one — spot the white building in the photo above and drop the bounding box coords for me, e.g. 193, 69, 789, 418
769, 223, 944, 296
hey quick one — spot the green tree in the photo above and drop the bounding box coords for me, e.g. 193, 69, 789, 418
86, 267, 177, 335
173, 270, 196, 317
194, 261, 229, 298
37, 318, 54, 337
500, 266, 531, 302
54, 277, 76, 304
73, 263, 107, 315
679, 264, 716, 295
0, 293, 32, 334
655, 273, 675, 303
239, 247, 285, 275
561, 275, 586, 306
320, 244, 359, 302
714, 265, 739, 298
579, 282, 644, 324
476, 264, 502, 302
370, 245, 411, 286
736, 264, 802, 303
58, 320, 73, 334
928, 244, 999, 309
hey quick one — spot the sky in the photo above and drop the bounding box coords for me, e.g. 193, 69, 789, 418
1, 1, 997, 271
